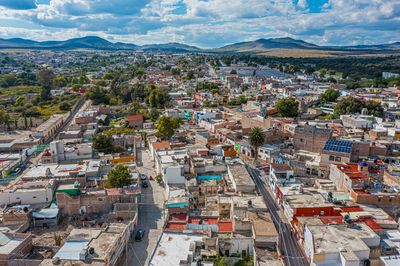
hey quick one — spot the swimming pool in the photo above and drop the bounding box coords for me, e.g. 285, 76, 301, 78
197, 174, 222, 181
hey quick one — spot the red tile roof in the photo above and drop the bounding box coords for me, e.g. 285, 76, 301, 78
363, 218, 383, 231
166, 222, 186, 231
218, 221, 233, 233
127, 114, 144, 122
152, 141, 171, 150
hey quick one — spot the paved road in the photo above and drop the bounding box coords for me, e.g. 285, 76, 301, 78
246, 164, 308, 266
127, 148, 165, 266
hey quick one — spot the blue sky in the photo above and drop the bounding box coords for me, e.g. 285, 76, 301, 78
0, 0, 399, 48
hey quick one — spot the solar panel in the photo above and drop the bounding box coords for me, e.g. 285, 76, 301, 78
323, 139, 353, 153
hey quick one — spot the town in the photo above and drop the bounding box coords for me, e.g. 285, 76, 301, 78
0, 49, 400, 266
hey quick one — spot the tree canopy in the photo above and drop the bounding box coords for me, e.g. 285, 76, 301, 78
320, 88, 340, 104
249, 127, 265, 160
334, 97, 364, 115
156, 116, 181, 140
107, 164, 132, 188
93, 133, 114, 154
275, 97, 299, 117
334, 97, 384, 117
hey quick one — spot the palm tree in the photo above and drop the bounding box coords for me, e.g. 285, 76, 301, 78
249, 127, 265, 161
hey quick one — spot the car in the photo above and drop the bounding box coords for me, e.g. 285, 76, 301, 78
134, 229, 145, 241
141, 180, 148, 188
140, 173, 147, 181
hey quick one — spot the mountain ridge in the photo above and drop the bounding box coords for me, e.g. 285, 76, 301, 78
0, 36, 399, 53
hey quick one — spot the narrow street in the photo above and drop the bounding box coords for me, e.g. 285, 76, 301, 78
246, 164, 308, 266
127, 148, 165, 266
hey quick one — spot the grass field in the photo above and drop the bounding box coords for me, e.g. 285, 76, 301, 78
0, 85, 40, 98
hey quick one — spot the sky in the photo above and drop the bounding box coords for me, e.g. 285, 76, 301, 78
0, 0, 399, 48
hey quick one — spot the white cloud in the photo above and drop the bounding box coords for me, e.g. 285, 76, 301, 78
0, 0, 399, 47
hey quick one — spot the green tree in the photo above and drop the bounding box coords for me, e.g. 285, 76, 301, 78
320, 88, 340, 104
86, 87, 109, 105
14, 96, 27, 107
54, 76, 68, 88
249, 127, 265, 161
37, 68, 55, 101
334, 97, 363, 115
150, 108, 160, 121
93, 134, 114, 153
184, 70, 195, 80
171, 67, 181, 75
59, 101, 71, 111
237, 95, 248, 104
156, 116, 181, 140
275, 98, 299, 117
107, 164, 132, 188
364, 100, 384, 117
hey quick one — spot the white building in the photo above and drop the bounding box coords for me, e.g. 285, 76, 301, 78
304, 224, 380, 266
0, 180, 55, 206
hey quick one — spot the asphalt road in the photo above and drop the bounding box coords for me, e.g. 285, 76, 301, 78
246, 164, 308, 266
127, 148, 165, 266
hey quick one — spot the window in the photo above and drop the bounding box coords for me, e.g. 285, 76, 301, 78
33, 196, 37, 199
335, 157, 341, 162
329, 155, 335, 161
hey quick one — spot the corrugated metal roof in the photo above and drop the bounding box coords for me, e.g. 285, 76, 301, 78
54, 240, 89, 260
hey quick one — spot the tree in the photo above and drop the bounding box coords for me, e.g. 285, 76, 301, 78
230, 69, 237, 75
37, 68, 55, 101
0, 109, 11, 131
171, 67, 181, 75
319, 88, 340, 104
86, 87, 109, 105
156, 116, 181, 140
249, 127, 265, 161
107, 164, 132, 188
93, 134, 114, 153
184, 70, 195, 80
53, 76, 68, 88
59, 101, 71, 111
150, 108, 160, 121
237, 95, 248, 104
364, 100, 384, 117
275, 98, 299, 117
334, 97, 363, 115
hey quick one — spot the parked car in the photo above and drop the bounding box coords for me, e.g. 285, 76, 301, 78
140, 173, 147, 181
134, 229, 145, 241
141, 180, 148, 188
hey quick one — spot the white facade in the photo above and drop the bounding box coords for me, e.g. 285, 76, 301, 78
0, 180, 54, 206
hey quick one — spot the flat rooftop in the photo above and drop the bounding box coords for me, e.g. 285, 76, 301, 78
228, 164, 255, 187
149, 233, 203, 266
309, 223, 379, 255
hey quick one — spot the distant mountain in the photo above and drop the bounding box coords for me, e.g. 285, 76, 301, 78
214, 37, 320, 52
0, 36, 138, 50
139, 42, 201, 52
0, 36, 399, 54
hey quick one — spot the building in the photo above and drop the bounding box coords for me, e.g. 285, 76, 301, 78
293, 125, 332, 153
0, 180, 55, 207
33, 114, 66, 141
127, 114, 144, 128
269, 163, 294, 192
0, 232, 33, 265
329, 163, 370, 193
227, 164, 255, 193
303, 224, 380, 266
341, 115, 374, 129
47, 222, 136, 266
56, 187, 139, 219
